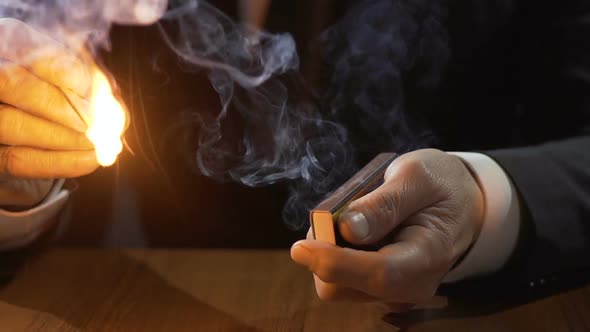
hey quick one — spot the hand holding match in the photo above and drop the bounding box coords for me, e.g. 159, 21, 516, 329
291, 149, 484, 307
0, 18, 130, 207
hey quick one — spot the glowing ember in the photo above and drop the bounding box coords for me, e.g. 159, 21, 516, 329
86, 70, 126, 167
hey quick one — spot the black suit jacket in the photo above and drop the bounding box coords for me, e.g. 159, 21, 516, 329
451, 1, 590, 286
434, 0, 590, 292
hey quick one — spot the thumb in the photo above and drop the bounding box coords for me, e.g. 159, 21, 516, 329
337, 159, 439, 245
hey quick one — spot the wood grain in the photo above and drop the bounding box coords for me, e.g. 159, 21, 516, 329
0, 249, 587, 331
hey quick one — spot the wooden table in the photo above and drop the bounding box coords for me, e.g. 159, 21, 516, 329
0, 249, 588, 331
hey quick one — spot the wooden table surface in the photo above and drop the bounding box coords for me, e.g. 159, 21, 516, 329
0, 249, 588, 332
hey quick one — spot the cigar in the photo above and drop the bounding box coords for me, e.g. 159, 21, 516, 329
310, 153, 398, 246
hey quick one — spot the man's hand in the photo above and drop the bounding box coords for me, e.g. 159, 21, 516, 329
291, 149, 484, 306
0, 18, 99, 207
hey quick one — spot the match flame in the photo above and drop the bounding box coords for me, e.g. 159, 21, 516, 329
86, 70, 126, 167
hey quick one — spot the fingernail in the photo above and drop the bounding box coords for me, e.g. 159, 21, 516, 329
341, 211, 369, 240
291, 243, 313, 267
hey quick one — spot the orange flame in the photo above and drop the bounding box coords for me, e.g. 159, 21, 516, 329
86, 70, 125, 167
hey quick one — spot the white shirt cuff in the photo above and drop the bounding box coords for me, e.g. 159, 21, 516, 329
443, 152, 521, 282
0, 179, 69, 250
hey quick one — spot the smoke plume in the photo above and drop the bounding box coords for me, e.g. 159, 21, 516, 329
322, 0, 449, 155
156, 0, 450, 227
157, 0, 357, 227
0, 0, 451, 229
0, 0, 166, 51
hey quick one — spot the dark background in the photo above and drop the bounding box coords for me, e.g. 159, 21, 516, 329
55, 0, 590, 249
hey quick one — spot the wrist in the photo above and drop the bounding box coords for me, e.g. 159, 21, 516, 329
443, 152, 521, 282
443, 153, 485, 267
461, 155, 486, 247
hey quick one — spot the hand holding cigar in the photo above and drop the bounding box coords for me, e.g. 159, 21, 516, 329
291, 149, 485, 307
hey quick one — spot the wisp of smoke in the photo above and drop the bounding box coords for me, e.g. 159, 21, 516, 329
158, 0, 355, 228
0, 0, 451, 229
0, 0, 166, 52
322, 0, 449, 155
156, 0, 450, 228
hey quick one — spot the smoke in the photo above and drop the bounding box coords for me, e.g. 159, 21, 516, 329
0, 0, 167, 128
0, 0, 451, 229
322, 0, 449, 155
158, 0, 355, 227
0, 0, 165, 51
157, 0, 450, 228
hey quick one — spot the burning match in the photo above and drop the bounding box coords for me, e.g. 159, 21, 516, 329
85, 69, 127, 167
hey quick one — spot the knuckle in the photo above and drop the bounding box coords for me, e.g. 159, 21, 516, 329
50, 55, 91, 95
397, 154, 427, 177
40, 85, 66, 111
0, 107, 12, 141
363, 186, 402, 223
0, 146, 18, 176
400, 158, 441, 194
49, 126, 67, 146
0, 66, 35, 104
0, 106, 22, 134
399, 149, 449, 183
387, 152, 428, 182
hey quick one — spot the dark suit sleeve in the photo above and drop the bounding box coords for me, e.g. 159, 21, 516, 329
485, 137, 590, 283
444, 1, 590, 293
438, 139, 590, 299
484, 0, 590, 283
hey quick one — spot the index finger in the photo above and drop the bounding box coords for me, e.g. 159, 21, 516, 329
305, 227, 378, 302
291, 240, 388, 297
0, 147, 98, 179
0, 62, 87, 132
292, 235, 440, 303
